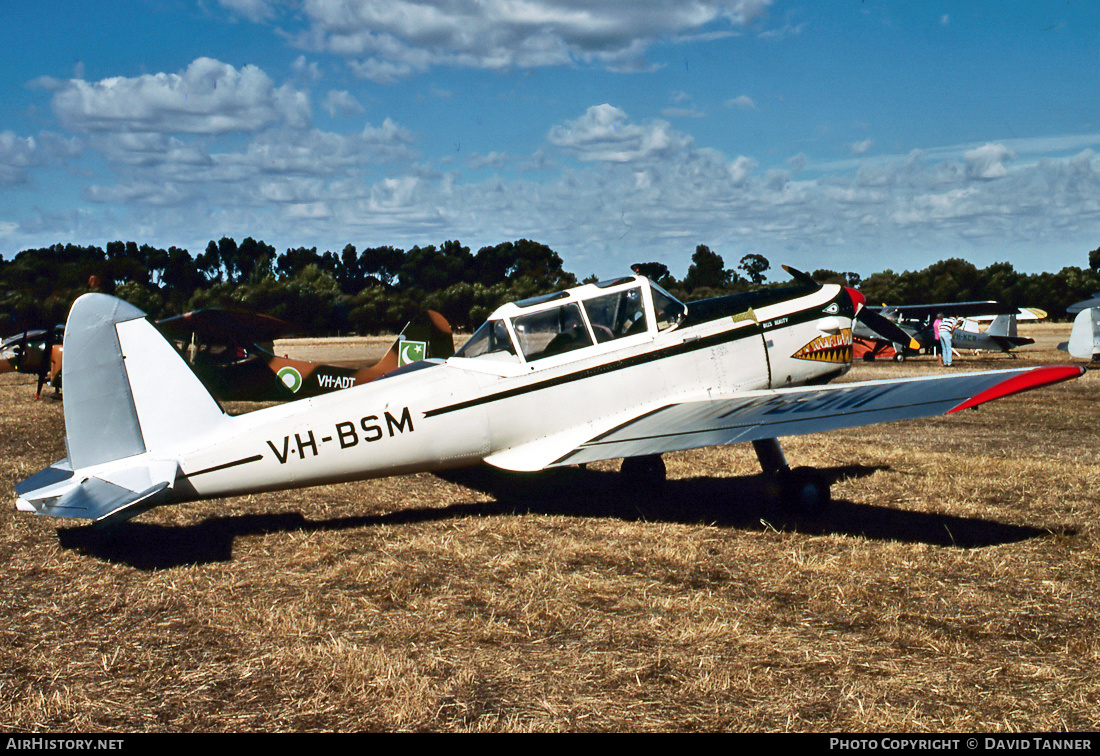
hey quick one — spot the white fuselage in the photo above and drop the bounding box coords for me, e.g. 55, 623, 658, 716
154, 281, 852, 503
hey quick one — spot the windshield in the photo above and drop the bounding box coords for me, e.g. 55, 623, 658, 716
651, 282, 686, 331
453, 319, 520, 362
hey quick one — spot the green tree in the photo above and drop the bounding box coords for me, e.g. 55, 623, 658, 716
738, 254, 770, 285
683, 245, 730, 292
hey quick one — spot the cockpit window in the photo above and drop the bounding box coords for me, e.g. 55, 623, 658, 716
582, 286, 648, 342
651, 283, 686, 331
453, 319, 519, 362
511, 302, 593, 360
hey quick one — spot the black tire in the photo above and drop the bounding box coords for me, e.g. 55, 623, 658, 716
780, 466, 831, 514
620, 455, 666, 493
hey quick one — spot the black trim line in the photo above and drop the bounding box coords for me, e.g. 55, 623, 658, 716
185, 454, 263, 478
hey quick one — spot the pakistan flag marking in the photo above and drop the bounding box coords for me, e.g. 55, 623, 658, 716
399, 340, 427, 367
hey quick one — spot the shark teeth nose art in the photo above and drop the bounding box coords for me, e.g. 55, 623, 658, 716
792, 329, 853, 363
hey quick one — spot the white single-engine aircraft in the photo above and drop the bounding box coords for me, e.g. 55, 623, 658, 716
15, 268, 1085, 528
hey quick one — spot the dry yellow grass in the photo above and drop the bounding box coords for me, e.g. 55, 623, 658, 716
1, 327, 1097, 732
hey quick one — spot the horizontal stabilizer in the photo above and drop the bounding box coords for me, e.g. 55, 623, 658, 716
16, 459, 179, 527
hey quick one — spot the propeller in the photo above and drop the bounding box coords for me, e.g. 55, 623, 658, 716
855, 305, 921, 352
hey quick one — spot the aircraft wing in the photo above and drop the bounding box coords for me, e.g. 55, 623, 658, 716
882, 301, 1020, 321
155, 308, 296, 345
486, 366, 1083, 471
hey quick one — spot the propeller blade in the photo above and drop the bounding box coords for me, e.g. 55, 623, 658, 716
857, 307, 921, 351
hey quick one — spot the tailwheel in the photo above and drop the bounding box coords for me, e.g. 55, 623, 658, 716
779, 466, 831, 514
620, 454, 666, 493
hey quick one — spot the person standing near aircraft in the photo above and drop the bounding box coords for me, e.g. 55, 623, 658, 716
937, 312, 960, 366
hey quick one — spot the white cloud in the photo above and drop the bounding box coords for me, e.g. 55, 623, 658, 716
26, 139, 1100, 279
728, 155, 756, 184
466, 151, 510, 170
0, 131, 39, 185
323, 89, 365, 118
294, 0, 774, 81
547, 105, 688, 163
850, 139, 873, 156
218, 0, 278, 23
964, 142, 1013, 179
51, 58, 312, 134
727, 94, 756, 110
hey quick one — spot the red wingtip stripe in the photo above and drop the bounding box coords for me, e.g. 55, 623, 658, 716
947, 365, 1085, 414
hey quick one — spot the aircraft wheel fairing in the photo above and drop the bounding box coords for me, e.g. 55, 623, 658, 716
779, 466, 831, 514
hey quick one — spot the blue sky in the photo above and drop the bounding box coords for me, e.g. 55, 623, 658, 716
3, 1, 1100, 281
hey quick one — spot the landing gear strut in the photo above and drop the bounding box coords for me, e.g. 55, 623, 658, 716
753, 438, 830, 513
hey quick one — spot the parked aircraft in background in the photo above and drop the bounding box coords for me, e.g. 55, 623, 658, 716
1, 307, 453, 403
1067, 296, 1100, 316
853, 301, 1042, 360
0, 326, 64, 398
14, 268, 1083, 529
1060, 307, 1100, 361
156, 308, 453, 402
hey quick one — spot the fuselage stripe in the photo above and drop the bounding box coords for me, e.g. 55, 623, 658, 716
185, 454, 264, 479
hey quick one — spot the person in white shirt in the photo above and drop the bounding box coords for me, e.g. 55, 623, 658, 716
937, 313, 959, 366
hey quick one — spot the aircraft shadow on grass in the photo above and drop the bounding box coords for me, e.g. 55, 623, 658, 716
55, 464, 1071, 570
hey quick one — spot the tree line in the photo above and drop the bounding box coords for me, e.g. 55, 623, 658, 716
2, 239, 1099, 337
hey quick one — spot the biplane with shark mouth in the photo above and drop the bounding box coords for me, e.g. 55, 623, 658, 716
14, 268, 1083, 528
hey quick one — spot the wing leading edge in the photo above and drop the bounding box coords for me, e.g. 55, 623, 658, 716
488, 366, 1083, 471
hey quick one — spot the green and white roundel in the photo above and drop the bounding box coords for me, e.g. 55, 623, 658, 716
277, 366, 303, 393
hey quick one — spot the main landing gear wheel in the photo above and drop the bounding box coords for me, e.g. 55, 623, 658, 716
778, 466, 831, 513
753, 438, 831, 515
620, 454, 666, 494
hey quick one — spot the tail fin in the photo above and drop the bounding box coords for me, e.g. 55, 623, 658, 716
403, 309, 455, 360
984, 313, 1018, 338
16, 294, 228, 525
1067, 307, 1100, 360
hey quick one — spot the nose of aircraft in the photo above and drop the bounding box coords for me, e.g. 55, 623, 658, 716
844, 286, 866, 314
